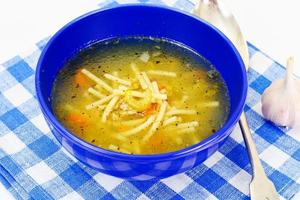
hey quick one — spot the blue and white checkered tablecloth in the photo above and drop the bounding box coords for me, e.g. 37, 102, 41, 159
0, 0, 299, 199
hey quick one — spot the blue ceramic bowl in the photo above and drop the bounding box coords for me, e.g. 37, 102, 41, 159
36, 4, 247, 180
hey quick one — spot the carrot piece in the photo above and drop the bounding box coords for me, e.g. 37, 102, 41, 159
65, 113, 87, 125
144, 103, 158, 116
74, 69, 93, 88
159, 85, 166, 90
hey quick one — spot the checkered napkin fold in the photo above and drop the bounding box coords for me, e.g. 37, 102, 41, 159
0, 2, 300, 200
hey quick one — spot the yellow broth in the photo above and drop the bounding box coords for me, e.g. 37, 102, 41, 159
52, 37, 229, 154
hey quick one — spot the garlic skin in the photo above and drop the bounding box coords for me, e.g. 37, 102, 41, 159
261, 57, 300, 128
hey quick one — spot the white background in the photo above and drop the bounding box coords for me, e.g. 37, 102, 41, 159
0, 0, 299, 199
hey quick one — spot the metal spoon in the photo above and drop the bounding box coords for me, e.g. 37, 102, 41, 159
193, 1, 280, 199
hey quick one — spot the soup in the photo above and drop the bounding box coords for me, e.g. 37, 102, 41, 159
52, 37, 229, 154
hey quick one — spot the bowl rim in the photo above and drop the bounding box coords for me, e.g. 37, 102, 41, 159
35, 4, 248, 161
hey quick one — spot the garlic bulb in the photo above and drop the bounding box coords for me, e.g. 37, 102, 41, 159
261, 57, 300, 128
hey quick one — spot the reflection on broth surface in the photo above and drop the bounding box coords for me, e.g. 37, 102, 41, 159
52, 37, 230, 154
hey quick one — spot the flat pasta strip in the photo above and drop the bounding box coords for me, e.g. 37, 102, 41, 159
119, 85, 128, 90
81, 69, 113, 92
137, 74, 148, 90
113, 85, 128, 95
167, 121, 199, 130
152, 81, 160, 95
162, 116, 182, 127
151, 81, 168, 101
121, 115, 156, 136
102, 96, 119, 122
88, 87, 106, 98
177, 127, 196, 134
113, 89, 124, 95
130, 91, 146, 98
91, 105, 106, 110
141, 72, 153, 91
119, 110, 138, 116
147, 70, 177, 77
86, 95, 114, 110
131, 63, 148, 90
104, 73, 131, 86
142, 101, 168, 142
201, 101, 220, 107
153, 93, 167, 100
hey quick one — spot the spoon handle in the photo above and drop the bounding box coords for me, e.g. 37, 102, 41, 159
239, 112, 266, 177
